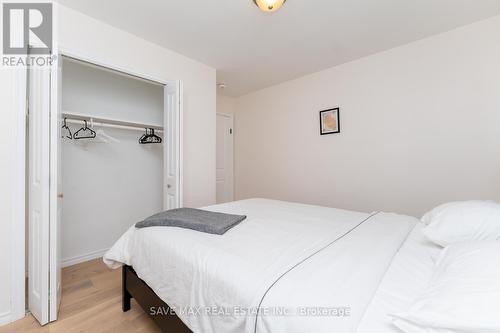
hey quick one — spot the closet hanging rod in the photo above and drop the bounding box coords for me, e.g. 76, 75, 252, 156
63, 119, 162, 133
62, 112, 164, 132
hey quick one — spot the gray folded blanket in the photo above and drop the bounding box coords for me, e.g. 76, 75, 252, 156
135, 208, 246, 235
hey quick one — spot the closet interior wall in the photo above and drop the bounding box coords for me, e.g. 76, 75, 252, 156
61, 58, 164, 266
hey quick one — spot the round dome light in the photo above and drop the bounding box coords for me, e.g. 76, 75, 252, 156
253, 0, 287, 13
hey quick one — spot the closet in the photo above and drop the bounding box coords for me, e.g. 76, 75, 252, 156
61, 57, 166, 267
26, 54, 182, 325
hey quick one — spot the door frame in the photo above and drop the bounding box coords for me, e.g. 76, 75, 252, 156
49, 13, 61, 321
216, 112, 234, 203
10, 48, 184, 324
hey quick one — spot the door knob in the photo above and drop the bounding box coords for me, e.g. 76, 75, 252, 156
167, 184, 171, 189
57, 193, 64, 198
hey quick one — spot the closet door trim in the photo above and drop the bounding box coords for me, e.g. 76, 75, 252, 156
60, 49, 169, 86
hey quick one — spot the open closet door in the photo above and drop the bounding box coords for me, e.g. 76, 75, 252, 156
163, 81, 183, 210
49, 56, 62, 322
28, 66, 51, 326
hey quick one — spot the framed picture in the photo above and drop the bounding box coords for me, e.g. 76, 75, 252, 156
319, 108, 340, 135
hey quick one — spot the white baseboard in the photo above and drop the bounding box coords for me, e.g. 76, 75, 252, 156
0, 311, 12, 327
62, 248, 109, 268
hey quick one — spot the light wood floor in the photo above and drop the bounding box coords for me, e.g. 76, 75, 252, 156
0, 259, 162, 333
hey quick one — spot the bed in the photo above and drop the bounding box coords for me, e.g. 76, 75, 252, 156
104, 198, 441, 333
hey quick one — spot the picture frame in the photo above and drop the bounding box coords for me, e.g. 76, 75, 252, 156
319, 108, 340, 135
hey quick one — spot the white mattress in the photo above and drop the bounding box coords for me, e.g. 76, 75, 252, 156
105, 199, 422, 333
356, 223, 442, 333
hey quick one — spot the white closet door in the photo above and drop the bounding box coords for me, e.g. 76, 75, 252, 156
28, 66, 51, 326
49, 56, 62, 322
163, 81, 183, 209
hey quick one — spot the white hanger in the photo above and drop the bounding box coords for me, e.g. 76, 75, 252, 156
90, 118, 120, 144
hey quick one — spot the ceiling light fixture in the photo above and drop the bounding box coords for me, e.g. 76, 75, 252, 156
253, 0, 287, 13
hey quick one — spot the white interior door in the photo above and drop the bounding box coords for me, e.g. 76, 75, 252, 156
49, 55, 62, 322
216, 113, 234, 204
163, 81, 183, 210
28, 66, 51, 326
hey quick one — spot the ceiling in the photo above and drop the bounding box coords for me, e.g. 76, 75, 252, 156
56, 0, 500, 96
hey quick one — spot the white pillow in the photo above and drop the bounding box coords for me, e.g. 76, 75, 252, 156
392, 241, 500, 333
421, 200, 500, 247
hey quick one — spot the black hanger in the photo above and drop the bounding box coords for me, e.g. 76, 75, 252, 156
73, 120, 96, 140
148, 129, 162, 144
61, 118, 73, 139
139, 128, 150, 143
139, 128, 162, 144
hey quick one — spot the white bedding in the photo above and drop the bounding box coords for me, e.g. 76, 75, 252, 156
104, 199, 419, 333
356, 223, 442, 333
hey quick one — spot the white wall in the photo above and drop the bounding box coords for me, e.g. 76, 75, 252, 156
61, 130, 163, 266
62, 58, 164, 125
61, 59, 164, 266
0, 4, 216, 325
235, 15, 500, 217
217, 94, 237, 116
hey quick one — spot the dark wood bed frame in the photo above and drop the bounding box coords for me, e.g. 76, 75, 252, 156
122, 265, 192, 333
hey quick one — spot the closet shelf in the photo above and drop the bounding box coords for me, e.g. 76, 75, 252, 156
62, 111, 164, 132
